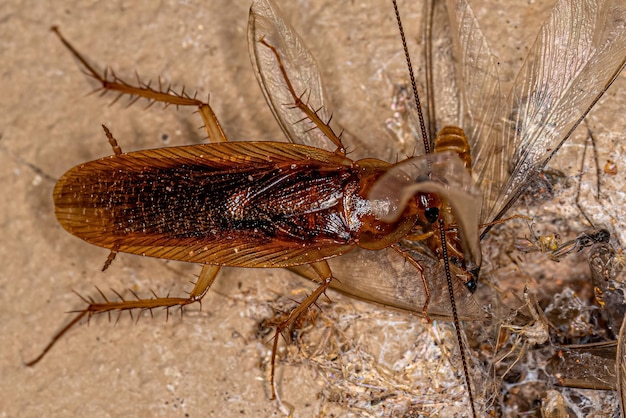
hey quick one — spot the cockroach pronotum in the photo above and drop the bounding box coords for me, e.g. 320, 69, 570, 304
28, 0, 626, 415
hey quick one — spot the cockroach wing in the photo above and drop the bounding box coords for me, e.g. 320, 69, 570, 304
248, 0, 339, 152
480, 0, 626, 224
618, 315, 626, 417
368, 151, 482, 269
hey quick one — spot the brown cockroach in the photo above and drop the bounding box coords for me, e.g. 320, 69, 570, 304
28, 0, 626, 415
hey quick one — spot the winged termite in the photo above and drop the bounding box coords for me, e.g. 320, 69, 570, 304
27, 0, 626, 416
550, 228, 611, 260
514, 226, 610, 261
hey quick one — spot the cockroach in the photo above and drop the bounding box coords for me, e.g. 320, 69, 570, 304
28, 0, 626, 416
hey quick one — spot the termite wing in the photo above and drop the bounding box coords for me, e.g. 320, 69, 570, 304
249, 0, 626, 316
543, 237, 625, 395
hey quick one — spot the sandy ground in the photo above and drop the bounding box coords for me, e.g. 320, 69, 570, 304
2, 0, 625, 417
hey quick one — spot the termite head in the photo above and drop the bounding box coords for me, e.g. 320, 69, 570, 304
416, 192, 443, 225
367, 151, 484, 285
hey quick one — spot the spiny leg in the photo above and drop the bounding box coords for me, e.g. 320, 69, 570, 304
26, 264, 220, 366
268, 260, 333, 400
259, 38, 345, 155
50, 26, 227, 144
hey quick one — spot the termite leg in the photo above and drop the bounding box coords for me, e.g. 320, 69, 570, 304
50, 27, 228, 143
258, 38, 346, 155
25, 264, 220, 367
390, 244, 432, 322
268, 261, 333, 400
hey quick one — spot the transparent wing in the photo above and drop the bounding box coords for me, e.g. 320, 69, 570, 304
444, 0, 503, 225
248, 0, 339, 151
299, 246, 484, 320
481, 0, 626, 223
248, 0, 425, 162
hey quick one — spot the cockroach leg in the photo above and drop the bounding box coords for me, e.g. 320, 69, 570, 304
188, 265, 220, 302
26, 264, 220, 367
404, 231, 434, 241
50, 27, 227, 144
24, 310, 89, 367
258, 38, 345, 156
390, 244, 431, 322
101, 247, 118, 272
197, 103, 228, 143
269, 261, 333, 400
101, 124, 123, 155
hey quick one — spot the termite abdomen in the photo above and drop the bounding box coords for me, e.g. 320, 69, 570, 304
434, 126, 472, 171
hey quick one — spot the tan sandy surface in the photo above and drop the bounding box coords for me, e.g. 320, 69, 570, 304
2, 1, 625, 417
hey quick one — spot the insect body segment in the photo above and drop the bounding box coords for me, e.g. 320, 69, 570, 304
434, 125, 472, 171
54, 142, 422, 266
427, 126, 476, 279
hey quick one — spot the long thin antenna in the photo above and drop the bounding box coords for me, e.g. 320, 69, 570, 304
439, 220, 477, 418
392, 0, 431, 155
